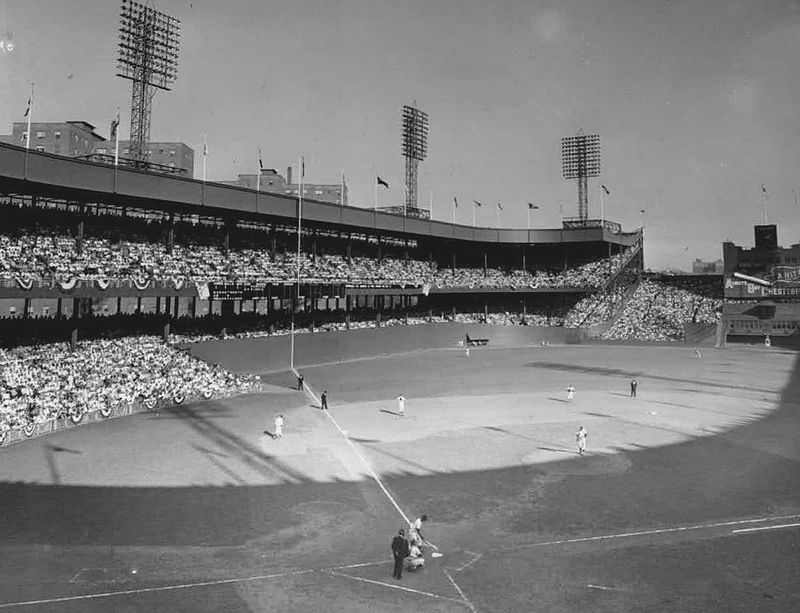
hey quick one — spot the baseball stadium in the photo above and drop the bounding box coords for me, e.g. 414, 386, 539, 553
2, 2, 800, 611
0, 137, 798, 613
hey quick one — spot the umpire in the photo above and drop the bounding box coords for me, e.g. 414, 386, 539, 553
391, 528, 410, 579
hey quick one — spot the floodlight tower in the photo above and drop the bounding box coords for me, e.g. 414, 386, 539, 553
561, 133, 600, 221
116, 0, 180, 166
401, 103, 429, 213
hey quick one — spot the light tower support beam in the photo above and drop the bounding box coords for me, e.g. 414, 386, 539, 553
401, 103, 429, 215
562, 134, 601, 221
117, 0, 180, 169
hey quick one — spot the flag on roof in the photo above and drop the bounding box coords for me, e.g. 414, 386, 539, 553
528, 202, 539, 209
473, 200, 482, 207
377, 176, 389, 188
601, 184, 610, 195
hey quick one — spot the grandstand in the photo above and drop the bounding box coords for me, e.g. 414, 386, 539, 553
0, 141, 642, 341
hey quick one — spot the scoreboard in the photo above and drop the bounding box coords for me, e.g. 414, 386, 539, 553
209, 283, 346, 301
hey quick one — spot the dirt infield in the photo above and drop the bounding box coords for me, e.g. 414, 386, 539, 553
0, 327, 797, 612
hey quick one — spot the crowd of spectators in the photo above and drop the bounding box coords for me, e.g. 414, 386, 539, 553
564, 286, 629, 328
432, 252, 629, 290
601, 280, 722, 341
0, 227, 632, 291
0, 337, 260, 438
452, 311, 561, 326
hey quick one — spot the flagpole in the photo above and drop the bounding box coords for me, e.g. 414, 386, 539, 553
291, 155, 303, 370
761, 185, 767, 224
600, 186, 605, 223
114, 109, 120, 167
472, 201, 477, 228
527, 206, 530, 231
374, 177, 378, 210
202, 134, 207, 183
112, 108, 120, 193
496, 203, 500, 228
25, 82, 33, 151
23, 82, 33, 180
429, 188, 433, 219
452, 197, 457, 225
256, 147, 261, 192
340, 169, 345, 207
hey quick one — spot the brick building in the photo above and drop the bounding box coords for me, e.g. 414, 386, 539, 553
0, 121, 105, 156
221, 166, 347, 206
0, 120, 194, 177
97, 140, 195, 178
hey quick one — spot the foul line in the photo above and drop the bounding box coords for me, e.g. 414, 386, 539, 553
508, 514, 800, 551
731, 522, 800, 534
294, 368, 412, 527
0, 568, 318, 609
5, 514, 796, 609
326, 571, 463, 603
455, 551, 483, 572
444, 569, 478, 613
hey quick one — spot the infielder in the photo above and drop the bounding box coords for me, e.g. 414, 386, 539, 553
576, 425, 587, 455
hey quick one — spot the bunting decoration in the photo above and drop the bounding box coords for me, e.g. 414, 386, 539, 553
133, 277, 151, 291
58, 278, 78, 291
14, 274, 33, 290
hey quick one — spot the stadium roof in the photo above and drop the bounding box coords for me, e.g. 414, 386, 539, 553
0, 142, 640, 248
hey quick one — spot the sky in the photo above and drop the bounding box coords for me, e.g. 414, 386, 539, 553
1, 0, 799, 270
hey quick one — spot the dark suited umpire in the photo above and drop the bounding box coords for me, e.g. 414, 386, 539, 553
391, 528, 411, 579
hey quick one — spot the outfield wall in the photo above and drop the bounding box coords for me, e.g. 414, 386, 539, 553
185, 324, 573, 373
